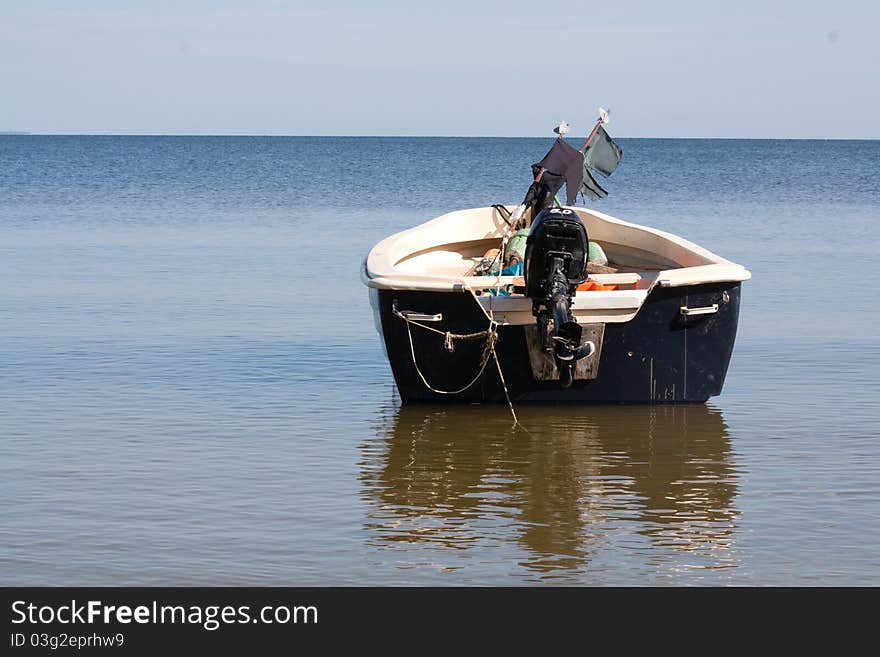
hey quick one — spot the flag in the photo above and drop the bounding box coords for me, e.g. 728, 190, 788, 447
583, 126, 622, 178
580, 163, 608, 201
533, 138, 584, 205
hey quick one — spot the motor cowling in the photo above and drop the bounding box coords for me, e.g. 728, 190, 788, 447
524, 207, 589, 299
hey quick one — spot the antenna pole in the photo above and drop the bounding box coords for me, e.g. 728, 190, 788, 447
579, 107, 610, 152
579, 117, 604, 153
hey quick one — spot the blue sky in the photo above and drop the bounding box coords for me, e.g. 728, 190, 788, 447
1, 0, 877, 137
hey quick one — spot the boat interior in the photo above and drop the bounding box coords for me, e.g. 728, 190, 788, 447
367, 206, 749, 291
395, 235, 663, 291
363, 205, 751, 324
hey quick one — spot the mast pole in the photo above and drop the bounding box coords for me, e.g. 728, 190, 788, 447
579, 117, 605, 153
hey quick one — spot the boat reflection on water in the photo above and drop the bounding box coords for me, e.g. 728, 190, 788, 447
359, 404, 741, 580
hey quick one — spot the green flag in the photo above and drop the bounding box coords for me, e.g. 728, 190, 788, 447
584, 126, 622, 178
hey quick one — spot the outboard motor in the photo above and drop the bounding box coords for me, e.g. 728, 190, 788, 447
524, 207, 593, 388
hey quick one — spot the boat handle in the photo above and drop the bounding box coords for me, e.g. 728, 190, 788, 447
392, 301, 443, 322
679, 304, 719, 316
400, 311, 443, 322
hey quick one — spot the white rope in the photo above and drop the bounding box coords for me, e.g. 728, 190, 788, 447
394, 305, 498, 396
401, 320, 495, 396
395, 289, 527, 432
461, 278, 529, 431
492, 344, 525, 431
390, 207, 530, 429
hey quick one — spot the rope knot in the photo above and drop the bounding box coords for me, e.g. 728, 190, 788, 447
480, 327, 499, 367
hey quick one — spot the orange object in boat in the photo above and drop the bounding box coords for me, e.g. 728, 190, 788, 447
577, 280, 618, 292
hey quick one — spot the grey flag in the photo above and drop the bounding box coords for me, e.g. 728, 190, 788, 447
583, 126, 622, 178
580, 162, 608, 201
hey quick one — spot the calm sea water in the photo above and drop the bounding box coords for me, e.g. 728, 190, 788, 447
1, 136, 878, 585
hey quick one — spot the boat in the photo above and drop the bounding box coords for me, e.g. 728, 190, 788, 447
361, 121, 751, 404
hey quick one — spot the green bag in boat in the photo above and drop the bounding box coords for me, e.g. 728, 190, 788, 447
588, 241, 608, 265
506, 229, 530, 261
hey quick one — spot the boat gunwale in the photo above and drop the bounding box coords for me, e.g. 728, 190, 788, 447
363, 205, 751, 294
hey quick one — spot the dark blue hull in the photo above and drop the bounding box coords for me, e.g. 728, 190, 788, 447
374, 283, 742, 404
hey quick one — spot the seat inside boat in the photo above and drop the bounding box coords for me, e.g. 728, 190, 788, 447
394, 237, 666, 291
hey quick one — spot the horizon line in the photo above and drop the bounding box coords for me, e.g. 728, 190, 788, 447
2, 133, 878, 141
